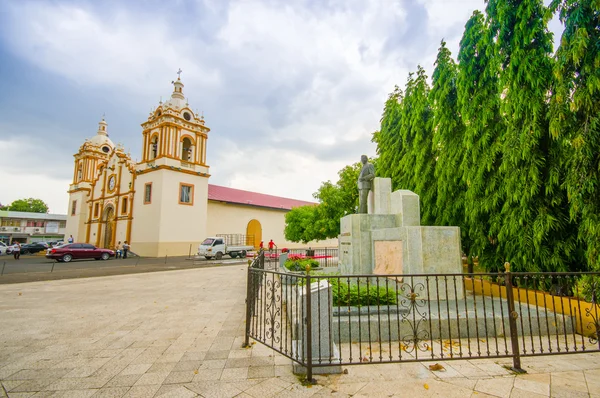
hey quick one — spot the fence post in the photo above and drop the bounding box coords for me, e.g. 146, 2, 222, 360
504, 262, 525, 373
305, 271, 314, 383
243, 266, 253, 348
259, 249, 265, 269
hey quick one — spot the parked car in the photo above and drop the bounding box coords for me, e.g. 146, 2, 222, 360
45, 243, 115, 262
20, 242, 48, 255
0, 241, 7, 255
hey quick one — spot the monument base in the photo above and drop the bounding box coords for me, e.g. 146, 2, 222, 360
292, 340, 343, 375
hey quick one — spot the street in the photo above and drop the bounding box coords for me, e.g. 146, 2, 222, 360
0, 253, 249, 284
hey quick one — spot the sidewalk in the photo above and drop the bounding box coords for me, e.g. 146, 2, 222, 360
1, 266, 599, 397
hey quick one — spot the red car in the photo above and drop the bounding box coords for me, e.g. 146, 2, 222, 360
46, 243, 115, 262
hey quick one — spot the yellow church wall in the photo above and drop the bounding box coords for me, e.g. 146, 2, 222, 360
206, 201, 337, 249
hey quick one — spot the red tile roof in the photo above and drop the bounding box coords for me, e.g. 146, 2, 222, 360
208, 184, 315, 210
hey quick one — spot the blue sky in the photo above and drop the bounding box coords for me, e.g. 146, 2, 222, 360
0, 0, 560, 214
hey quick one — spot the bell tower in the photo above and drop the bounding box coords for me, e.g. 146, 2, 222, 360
131, 72, 211, 256
65, 117, 115, 243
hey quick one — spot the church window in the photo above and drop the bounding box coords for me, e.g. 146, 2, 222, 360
182, 138, 193, 161
102, 146, 110, 153
77, 164, 83, 181
183, 112, 191, 121
94, 203, 99, 218
179, 183, 194, 205
71, 200, 77, 216
122, 197, 128, 214
150, 136, 158, 159
144, 183, 152, 204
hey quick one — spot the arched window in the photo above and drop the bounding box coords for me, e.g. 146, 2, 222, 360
150, 136, 158, 160
182, 137, 193, 161
77, 163, 83, 182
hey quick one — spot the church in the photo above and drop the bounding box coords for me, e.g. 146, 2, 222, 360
65, 75, 334, 257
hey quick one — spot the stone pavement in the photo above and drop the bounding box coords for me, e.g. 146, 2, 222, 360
1, 266, 599, 398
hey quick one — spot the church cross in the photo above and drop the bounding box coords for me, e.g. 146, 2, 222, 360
177, 68, 182, 79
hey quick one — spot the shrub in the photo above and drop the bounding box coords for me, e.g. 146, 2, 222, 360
285, 257, 318, 272
328, 278, 397, 306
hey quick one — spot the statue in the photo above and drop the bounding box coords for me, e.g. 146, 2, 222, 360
357, 155, 375, 214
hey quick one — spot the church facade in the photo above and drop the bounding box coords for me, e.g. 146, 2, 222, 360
65, 76, 335, 257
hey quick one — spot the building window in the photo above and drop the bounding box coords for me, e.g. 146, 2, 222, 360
179, 183, 194, 205
150, 136, 159, 160
71, 200, 77, 216
1, 219, 20, 227
36, 221, 44, 227
144, 183, 152, 204
122, 197, 128, 214
59, 221, 66, 228
94, 203, 100, 218
27, 221, 35, 227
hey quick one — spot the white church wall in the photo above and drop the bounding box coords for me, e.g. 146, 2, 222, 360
206, 201, 337, 249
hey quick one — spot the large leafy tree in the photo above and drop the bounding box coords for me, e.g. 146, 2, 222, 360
457, 10, 505, 269
550, 0, 600, 270
430, 40, 466, 229
372, 86, 403, 184
487, 0, 576, 272
6, 198, 49, 213
397, 67, 436, 224
284, 160, 366, 242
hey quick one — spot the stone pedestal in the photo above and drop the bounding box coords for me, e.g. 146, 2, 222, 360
293, 280, 342, 374
338, 178, 464, 299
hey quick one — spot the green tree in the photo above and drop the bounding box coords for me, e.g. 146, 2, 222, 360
396, 67, 436, 224
430, 40, 466, 228
487, 0, 576, 272
284, 159, 368, 243
457, 10, 505, 269
550, 0, 600, 270
7, 198, 49, 213
284, 205, 318, 244
372, 86, 403, 184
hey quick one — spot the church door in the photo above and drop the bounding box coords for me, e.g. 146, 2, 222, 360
102, 206, 115, 249
246, 219, 262, 249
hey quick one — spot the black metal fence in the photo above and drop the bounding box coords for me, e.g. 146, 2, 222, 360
244, 253, 600, 382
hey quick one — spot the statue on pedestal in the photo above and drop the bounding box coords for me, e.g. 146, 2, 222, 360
357, 155, 375, 214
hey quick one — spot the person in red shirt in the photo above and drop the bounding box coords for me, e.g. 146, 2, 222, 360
259, 241, 264, 250
268, 239, 275, 252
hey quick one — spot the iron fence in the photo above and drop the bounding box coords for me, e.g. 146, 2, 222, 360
244, 254, 600, 382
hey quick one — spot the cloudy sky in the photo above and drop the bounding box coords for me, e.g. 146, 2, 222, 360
0, 0, 560, 214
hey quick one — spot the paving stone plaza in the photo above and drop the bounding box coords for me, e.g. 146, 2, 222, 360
1, 266, 600, 397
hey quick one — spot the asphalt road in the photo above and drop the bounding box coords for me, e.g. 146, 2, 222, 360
0, 253, 253, 284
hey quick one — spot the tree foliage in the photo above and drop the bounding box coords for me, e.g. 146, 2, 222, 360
550, 0, 600, 270
284, 160, 367, 243
288, 0, 600, 274
371, 0, 597, 273
457, 10, 505, 268
5, 198, 49, 213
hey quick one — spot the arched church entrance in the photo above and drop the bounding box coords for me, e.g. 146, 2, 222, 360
101, 206, 115, 249
246, 219, 262, 249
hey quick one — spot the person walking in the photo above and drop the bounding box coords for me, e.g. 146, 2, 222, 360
268, 239, 275, 253
115, 241, 122, 259
122, 241, 130, 259
68, 235, 74, 244
12, 241, 21, 260
259, 241, 264, 250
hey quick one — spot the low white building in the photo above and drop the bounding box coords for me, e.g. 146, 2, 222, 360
0, 211, 67, 244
